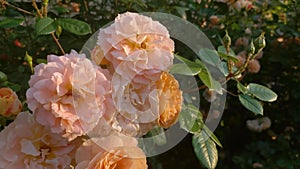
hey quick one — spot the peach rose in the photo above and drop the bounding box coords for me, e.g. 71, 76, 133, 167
235, 37, 249, 48
209, 15, 220, 26
96, 12, 174, 81
156, 72, 182, 128
0, 87, 22, 117
0, 111, 75, 169
26, 50, 112, 140
246, 117, 271, 132
109, 72, 182, 136
255, 50, 263, 59
237, 50, 247, 58
230, 0, 253, 11
75, 135, 147, 169
247, 59, 261, 73
91, 45, 110, 67
235, 55, 245, 68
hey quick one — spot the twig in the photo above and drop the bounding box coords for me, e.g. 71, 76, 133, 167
5, 2, 35, 16
182, 84, 207, 93
51, 33, 65, 55
41, 0, 48, 17
31, 0, 42, 17
83, 0, 89, 12
222, 88, 238, 97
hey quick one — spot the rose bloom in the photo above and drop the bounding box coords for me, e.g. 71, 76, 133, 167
96, 12, 174, 81
0, 87, 22, 117
255, 50, 263, 59
247, 59, 261, 73
109, 71, 182, 136
91, 45, 110, 67
230, 0, 253, 11
26, 50, 111, 140
246, 117, 271, 132
0, 111, 75, 169
75, 135, 147, 169
235, 37, 249, 48
235, 55, 245, 68
209, 15, 220, 26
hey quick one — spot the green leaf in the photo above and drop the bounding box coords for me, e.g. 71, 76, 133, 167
217, 46, 238, 62
0, 18, 24, 28
147, 127, 167, 146
193, 132, 218, 169
8, 83, 21, 92
217, 46, 235, 57
174, 55, 222, 94
35, 17, 57, 35
53, 6, 70, 13
179, 104, 203, 134
237, 82, 248, 94
239, 94, 263, 115
56, 18, 91, 35
202, 125, 222, 148
24, 52, 33, 73
36, 59, 47, 64
220, 61, 229, 76
198, 48, 221, 67
0, 71, 8, 83
217, 51, 239, 63
173, 6, 188, 19
247, 83, 278, 102
170, 63, 201, 76
174, 54, 200, 65
197, 60, 223, 94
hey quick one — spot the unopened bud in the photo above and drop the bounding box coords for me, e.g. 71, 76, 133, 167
254, 32, 266, 52
24, 52, 33, 73
42, 0, 49, 6
246, 39, 255, 56
223, 30, 231, 50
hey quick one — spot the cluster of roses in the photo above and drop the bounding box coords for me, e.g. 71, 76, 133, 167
0, 12, 182, 169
